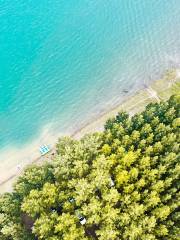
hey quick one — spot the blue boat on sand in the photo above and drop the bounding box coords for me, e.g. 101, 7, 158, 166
39, 145, 50, 156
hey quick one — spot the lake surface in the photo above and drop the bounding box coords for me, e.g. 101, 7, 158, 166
0, 0, 180, 151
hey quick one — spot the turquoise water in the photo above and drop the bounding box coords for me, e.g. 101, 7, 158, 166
0, 0, 180, 150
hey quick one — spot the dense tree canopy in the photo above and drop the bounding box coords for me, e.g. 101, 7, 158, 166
0, 95, 179, 240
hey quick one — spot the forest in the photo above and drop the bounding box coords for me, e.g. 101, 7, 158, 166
0, 94, 179, 240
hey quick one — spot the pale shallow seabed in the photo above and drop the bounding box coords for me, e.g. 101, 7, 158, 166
1, 0, 180, 186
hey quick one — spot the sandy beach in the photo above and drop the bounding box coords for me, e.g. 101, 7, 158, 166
0, 69, 179, 193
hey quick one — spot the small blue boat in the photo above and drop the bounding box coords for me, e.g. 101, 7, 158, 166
39, 145, 50, 155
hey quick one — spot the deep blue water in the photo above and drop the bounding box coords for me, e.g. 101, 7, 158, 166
0, 0, 180, 150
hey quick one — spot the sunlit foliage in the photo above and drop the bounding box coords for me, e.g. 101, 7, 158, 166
0, 95, 179, 239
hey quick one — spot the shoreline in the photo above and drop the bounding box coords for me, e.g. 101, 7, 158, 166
0, 69, 179, 193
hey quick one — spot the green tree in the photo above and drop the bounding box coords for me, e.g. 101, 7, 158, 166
0, 95, 179, 240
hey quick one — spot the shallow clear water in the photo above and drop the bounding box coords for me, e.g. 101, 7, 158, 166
0, 0, 180, 150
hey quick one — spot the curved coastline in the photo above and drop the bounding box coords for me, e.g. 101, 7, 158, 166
0, 69, 179, 193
